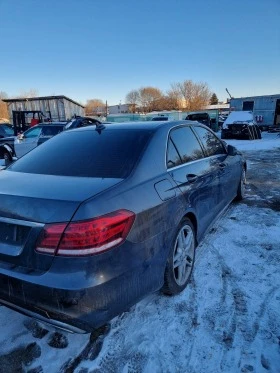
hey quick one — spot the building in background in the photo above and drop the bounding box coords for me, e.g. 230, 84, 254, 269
3, 95, 84, 124
230, 94, 280, 128
108, 104, 132, 114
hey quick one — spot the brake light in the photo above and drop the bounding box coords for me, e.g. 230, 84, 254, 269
36, 210, 135, 256
36, 223, 67, 254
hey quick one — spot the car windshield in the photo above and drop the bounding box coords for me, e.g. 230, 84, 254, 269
1, 125, 14, 135
8, 128, 153, 178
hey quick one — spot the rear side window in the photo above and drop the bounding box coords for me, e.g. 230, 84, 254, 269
194, 126, 226, 156
167, 139, 181, 168
169, 126, 204, 164
41, 126, 64, 136
9, 129, 153, 178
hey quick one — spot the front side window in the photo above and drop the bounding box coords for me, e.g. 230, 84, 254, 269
23, 127, 42, 138
169, 126, 204, 164
194, 126, 226, 156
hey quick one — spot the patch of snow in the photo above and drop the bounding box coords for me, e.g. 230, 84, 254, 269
224, 132, 280, 151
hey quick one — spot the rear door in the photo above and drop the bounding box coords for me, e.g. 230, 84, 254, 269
166, 125, 221, 234
14, 126, 42, 158
193, 125, 241, 207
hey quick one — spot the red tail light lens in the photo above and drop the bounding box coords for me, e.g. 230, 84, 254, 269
36, 210, 135, 256
36, 223, 67, 254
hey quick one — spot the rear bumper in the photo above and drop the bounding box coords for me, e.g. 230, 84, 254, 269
0, 239, 167, 332
0, 264, 163, 333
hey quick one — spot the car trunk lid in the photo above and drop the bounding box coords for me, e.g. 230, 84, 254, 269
0, 170, 123, 272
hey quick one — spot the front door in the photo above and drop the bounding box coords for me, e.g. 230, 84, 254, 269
14, 126, 42, 158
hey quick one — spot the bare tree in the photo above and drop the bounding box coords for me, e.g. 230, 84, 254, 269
166, 87, 185, 110
0, 91, 9, 120
85, 99, 106, 116
171, 80, 211, 111
125, 90, 140, 113
138, 87, 163, 113
17, 89, 39, 98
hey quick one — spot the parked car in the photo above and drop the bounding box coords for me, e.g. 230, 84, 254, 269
0, 122, 65, 163
0, 121, 246, 333
221, 111, 262, 140
64, 116, 103, 130
185, 112, 211, 127
0, 123, 14, 138
151, 116, 169, 121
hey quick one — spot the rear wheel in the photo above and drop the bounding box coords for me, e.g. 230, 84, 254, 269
162, 218, 196, 295
256, 126, 262, 139
3, 151, 12, 166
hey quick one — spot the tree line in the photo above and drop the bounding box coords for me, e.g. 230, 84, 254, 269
1, 82, 219, 120
85, 80, 219, 116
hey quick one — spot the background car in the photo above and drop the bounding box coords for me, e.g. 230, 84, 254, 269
221, 111, 262, 140
0, 122, 65, 163
0, 123, 14, 138
185, 112, 211, 127
0, 121, 246, 332
151, 116, 169, 121
64, 116, 103, 130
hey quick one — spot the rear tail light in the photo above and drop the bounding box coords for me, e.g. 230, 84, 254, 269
36, 210, 135, 256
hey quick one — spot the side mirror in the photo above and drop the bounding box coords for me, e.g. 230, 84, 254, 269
227, 144, 238, 156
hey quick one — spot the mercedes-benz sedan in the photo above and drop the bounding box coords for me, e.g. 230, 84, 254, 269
0, 121, 246, 333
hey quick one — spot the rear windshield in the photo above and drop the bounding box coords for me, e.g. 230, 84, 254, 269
8, 128, 153, 178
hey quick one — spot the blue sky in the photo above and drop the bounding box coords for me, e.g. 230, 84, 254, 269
0, 0, 279, 105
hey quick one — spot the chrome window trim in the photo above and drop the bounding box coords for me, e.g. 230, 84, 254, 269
0, 216, 44, 228
167, 153, 222, 172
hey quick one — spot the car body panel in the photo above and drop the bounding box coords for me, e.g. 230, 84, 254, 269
0, 121, 245, 332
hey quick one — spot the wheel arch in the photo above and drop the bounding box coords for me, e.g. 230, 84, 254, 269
184, 212, 198, 240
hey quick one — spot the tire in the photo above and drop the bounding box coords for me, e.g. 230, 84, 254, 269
3, 151, 12, 166
256, 126, 262, 139
235, 167, 246, 201
162, 218, 196, 295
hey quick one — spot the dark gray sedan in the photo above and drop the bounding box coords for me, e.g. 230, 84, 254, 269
0, 121, 246, 333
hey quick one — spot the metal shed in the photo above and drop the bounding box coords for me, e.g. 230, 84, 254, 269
3, 95, 84, 124
230, 94, 280, 128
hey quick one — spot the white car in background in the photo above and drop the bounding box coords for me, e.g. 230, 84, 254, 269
221, 111, 262, 140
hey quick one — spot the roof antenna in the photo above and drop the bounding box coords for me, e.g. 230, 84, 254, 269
95, 122, 106, 134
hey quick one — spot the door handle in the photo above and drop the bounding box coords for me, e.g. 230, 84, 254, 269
219, 163, 226, 169
186, 174, 198, 183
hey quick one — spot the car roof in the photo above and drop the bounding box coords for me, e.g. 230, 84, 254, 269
35, 122, 66, 127
71, 120, 198, 132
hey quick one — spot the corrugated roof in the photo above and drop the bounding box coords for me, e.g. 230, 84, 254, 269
231, 94, 280, 101
2, 95, 84, 108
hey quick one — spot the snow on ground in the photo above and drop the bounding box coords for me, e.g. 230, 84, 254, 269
224, 131, 280, 151
0, 133, 280, 373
